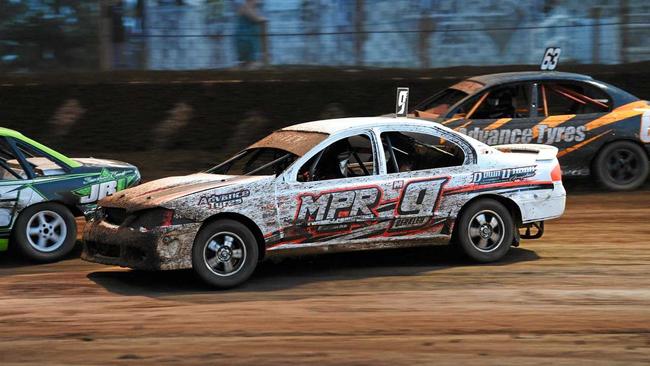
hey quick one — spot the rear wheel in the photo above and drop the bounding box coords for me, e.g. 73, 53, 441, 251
594, 141, 649, 191
454, 199, 514, 263
12, 202, 77, 263
192, 219, 259, 288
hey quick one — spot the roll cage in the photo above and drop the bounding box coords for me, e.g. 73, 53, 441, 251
0, 136, 74, 180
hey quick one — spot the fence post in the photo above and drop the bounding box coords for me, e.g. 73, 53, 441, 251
620, 0, 629, 63
261, 21, 269, 66
591, 6, 601, 64
98, 0, 113, 71
418, 15, 433, 68
354, 0, 365, 66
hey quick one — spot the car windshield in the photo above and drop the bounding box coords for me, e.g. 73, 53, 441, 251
413, 80, 483, 117
207, 130, 329, 176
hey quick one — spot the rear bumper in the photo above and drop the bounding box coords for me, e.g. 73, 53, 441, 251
81, 219, 200, 270
518, 182, 566, 223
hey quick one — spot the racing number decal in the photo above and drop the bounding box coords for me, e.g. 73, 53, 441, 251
397, 179, 444, 216
641, 110, 650, 143
396, 87, 409, 117
79, 181, 117, 204
293, 178, 448, 235
540, 47, 561, 71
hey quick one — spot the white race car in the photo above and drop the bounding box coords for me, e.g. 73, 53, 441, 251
82, 117, 566, 288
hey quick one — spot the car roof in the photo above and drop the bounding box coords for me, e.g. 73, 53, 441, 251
282, 116, 443, 135
0, 127, 26, 139
0, 127, 81, 168
467, 71, 594, 87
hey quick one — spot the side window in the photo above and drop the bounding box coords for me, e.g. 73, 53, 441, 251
469, 83, 531, 119
0, 138, 26, 180
541, 82, 612, 116
297, 134, 375, 182
381, 131, 465, 174
14, 141, 67, 177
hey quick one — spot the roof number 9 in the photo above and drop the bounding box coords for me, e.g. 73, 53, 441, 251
396, 87, 409, 117
541, 47, 561, 71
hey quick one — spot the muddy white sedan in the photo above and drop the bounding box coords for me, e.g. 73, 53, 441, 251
82, 117, 566, 288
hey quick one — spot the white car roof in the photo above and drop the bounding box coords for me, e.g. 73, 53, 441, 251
282, 116, 448, 135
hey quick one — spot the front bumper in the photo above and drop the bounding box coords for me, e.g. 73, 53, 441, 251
81, 219, 201, 270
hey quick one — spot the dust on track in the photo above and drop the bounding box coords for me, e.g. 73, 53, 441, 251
0, 187, 649, 365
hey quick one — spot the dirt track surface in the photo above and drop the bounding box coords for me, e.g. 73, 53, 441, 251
0, 188, 649, 365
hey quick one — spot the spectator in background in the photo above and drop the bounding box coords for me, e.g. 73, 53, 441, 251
135, 0, 146, 33
234, 0, 267, 69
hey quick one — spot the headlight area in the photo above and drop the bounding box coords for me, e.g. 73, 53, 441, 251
128, 207, 175, 230
96, 206, 194, 231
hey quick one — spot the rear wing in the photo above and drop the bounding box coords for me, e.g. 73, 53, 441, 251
493, 144, 559, 161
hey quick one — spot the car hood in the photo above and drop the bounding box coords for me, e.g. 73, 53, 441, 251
100, 173, 270, 210
75, 158, 136, 169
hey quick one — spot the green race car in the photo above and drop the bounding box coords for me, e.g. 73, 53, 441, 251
0, 127, 140, 262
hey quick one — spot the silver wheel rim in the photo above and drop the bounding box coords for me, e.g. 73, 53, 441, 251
26, 210, 68, 253
203, 231, 246, 277
467, 210, 504, 253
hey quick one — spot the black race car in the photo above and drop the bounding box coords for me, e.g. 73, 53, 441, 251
412, 72, 650, 190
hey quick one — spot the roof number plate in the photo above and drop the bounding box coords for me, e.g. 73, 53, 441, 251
396, 87, 409, 117
541, 47, 561, 71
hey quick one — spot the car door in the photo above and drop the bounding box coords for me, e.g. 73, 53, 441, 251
274, 129, 397, 246
375, 126, 474, 239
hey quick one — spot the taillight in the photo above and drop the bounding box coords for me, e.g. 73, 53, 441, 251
551, 164, 562, 182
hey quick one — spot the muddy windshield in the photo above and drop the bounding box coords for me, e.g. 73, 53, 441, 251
208, 148, 298, 176
207, 130, 329, 176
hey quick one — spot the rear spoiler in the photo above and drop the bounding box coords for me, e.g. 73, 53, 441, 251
493, 144, 559, 161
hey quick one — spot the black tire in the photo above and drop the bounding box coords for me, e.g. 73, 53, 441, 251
12, 202, 77, 263
593, 141, 649, 191
192, 219, 259, 289
454, 199, 514, 263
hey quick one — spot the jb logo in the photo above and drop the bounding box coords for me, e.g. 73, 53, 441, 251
80, 181, 117, 204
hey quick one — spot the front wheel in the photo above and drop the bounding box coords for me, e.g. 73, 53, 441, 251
454, 199, 514, 263
192, 219, 259, 289
12, 202, 78, 263
593, 141, 649, 191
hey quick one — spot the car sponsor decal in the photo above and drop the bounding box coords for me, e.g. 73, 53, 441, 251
73, 169, 138, 204
472, 166, 536, 184
198, 189, 251, 209
443, 180, 554, 196
457, 125, 587, 145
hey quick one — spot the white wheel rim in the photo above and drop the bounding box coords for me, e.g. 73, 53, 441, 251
26, 210, 68, 253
